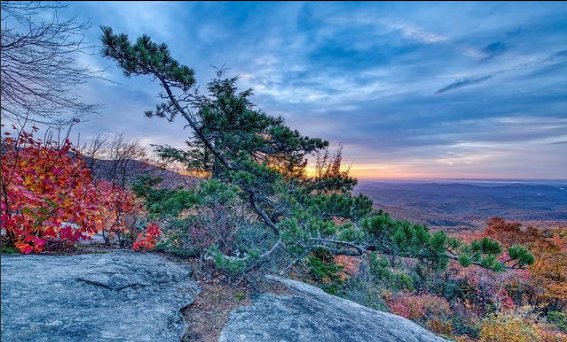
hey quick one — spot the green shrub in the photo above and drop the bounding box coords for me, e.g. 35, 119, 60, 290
1, 245, 19, 254
211, 246, 246, 277
369, 253, 414, 291
547, 311, 567, 333
339, 278, 389, 311
308, 248, 344, 294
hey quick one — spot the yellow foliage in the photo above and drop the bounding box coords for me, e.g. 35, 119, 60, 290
480, 311, 538, 342
480, 308, 567, 342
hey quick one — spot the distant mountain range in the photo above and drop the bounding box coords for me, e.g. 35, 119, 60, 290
355, 180, 567, 232
86, 157, 198, 189
85, 157, 567, 232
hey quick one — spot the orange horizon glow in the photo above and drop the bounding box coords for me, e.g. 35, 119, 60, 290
304, 164, 566, 181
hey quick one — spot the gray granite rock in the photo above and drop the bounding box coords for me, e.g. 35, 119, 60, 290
219, 275, 451, 342
1, 252, 201, 342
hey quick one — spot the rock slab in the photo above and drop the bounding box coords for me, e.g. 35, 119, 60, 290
1, 252, 201, 342
219, 276, 450, 342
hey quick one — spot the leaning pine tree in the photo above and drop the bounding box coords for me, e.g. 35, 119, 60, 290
100, 27, 534, 275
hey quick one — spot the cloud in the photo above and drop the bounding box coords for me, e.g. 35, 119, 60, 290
435, 75, 493, 94
543, 49, 567, 62
58, 1, 567, 180
383, 21, 448, 44
481, 41, 508, 62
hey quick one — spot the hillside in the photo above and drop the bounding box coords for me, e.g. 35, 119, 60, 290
356, 181, 567, 231
85, 157, 199, 189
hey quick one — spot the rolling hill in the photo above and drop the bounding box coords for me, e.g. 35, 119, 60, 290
355, 180, 567, 232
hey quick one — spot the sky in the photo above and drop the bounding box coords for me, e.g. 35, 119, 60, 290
59, 1, 566, 180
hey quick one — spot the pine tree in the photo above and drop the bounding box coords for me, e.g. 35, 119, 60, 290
100, 27, 533, 274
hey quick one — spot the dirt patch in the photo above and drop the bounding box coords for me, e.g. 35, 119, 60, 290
182, 279, 251, 342
181, 268, 295, 342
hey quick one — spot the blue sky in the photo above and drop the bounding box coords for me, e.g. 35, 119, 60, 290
65, 1, 566, 179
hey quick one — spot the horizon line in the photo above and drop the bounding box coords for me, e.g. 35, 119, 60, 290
355, 177, 567, 182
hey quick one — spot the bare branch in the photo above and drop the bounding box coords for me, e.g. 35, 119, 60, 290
1, 1, 100, 125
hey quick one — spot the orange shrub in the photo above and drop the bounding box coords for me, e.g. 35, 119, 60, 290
427, 317, 453, 336
334, 255, 361, 279
388, 293, 451, 322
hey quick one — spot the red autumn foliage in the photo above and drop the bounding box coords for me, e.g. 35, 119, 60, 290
482, 217, 567, 312
387, 293, 452, 322
96, 180, 143, 245
1, 127, 158, 253
132, 222, 162, 251
1, 127, 104, 253
483, 217, 547, 248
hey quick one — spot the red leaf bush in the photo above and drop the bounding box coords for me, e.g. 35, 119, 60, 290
1, 127, 104, 253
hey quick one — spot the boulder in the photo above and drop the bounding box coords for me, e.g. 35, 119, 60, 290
1, 252, 200, 342
219, 276, 450, 342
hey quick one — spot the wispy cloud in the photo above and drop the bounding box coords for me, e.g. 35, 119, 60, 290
481, 41, 508, 62
385, 21, 448, 43
435, 75, 493, 94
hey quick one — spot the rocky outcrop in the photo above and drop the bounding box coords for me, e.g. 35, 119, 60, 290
1, 252, 200, 342
2, 253, 451, 342
219, 275, 450, 342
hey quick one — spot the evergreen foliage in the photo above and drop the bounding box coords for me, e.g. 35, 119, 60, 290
100, 27, 534, 275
